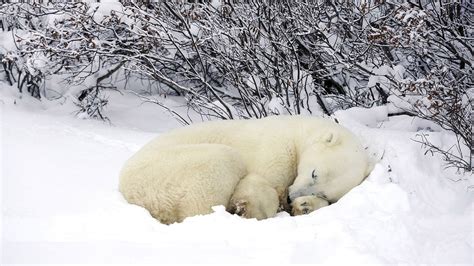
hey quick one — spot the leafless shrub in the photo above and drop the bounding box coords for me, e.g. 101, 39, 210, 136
0, 0, 471, 170
377, 1, 473, 171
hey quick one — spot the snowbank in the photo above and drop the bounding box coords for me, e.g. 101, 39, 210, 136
1, 89, 472, 264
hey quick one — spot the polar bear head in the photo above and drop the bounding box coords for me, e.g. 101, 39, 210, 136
289, 129, 372, 203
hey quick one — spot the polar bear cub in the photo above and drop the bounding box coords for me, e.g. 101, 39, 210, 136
119, 115, 372, 224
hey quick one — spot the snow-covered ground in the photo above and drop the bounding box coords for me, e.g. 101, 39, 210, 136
1, 87, 472, 264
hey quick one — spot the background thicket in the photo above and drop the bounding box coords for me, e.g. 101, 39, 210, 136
0, 0, 472, 170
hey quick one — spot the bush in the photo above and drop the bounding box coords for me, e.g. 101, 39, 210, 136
0, 0, 471, 171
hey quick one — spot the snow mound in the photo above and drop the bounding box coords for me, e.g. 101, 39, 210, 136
1, 90, 472, 264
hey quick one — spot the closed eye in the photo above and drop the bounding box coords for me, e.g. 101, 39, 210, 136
312, 169, 318, 180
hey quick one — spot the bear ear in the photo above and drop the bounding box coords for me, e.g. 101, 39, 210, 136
322, 132, 339, 146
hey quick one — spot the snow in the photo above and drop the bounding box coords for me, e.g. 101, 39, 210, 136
211, 0, 222, 9
1, 87, 473, 264
88, 0, 124, 23
0, 32, 16, 53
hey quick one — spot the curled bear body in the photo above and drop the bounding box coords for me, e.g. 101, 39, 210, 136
119, 115, 372, 224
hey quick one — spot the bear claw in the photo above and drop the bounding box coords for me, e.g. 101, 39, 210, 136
229, 200, 248, 217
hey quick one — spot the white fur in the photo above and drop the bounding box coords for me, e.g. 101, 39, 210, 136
291, 195, 330, 216
119, 115, 371, 224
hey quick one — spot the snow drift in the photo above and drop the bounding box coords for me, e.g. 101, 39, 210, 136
1, 90, 472, 264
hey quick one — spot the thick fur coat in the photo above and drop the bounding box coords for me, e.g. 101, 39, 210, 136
119, 116, 372, 224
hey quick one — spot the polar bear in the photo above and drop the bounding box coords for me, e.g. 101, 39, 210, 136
119, 115, 372, 224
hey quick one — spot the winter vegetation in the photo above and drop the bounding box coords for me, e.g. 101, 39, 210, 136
1, 0, 471, 170
1, 0, 472, 264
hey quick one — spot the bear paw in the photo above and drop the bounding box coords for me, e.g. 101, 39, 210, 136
291, 195, 329, 216
228, 199, 249, 218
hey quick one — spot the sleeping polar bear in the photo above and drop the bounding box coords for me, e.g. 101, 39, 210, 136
119, 115, 372, 224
